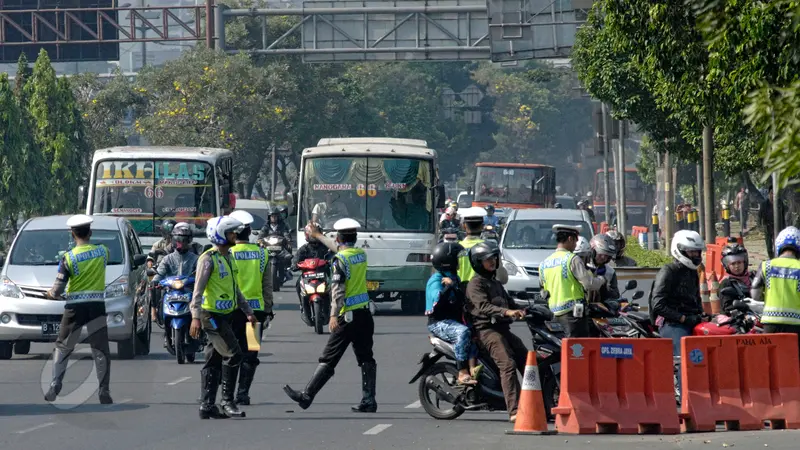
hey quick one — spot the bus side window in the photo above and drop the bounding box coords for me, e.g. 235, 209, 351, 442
217, 158, 234, 212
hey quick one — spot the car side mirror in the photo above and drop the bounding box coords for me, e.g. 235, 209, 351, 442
133, 254, 147, 268
632, 290, 645, 300
625, 280, 638, 290
435, 185, 446, 209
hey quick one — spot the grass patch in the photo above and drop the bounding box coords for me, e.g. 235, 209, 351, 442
625, 236, 673, 268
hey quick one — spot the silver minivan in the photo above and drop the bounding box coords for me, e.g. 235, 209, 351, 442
0, 215, 151, 359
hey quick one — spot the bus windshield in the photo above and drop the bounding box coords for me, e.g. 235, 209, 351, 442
299, 156, 434, 233
474, 166, 555, 205
594, 171, 648, 203
91, 160, 216, 236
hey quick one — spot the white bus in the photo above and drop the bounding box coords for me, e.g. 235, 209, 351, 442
85, 146, 236, 247
296, 138, 446, 314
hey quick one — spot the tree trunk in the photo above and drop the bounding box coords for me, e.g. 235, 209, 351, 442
702, 125, 715, 244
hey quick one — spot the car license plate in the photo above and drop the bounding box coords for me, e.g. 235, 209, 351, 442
367, 281, 380, 291
42, 322, 60, 336
545, 322, 563, 332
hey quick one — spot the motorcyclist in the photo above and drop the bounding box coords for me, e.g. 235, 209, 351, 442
439, 206, 460, 230
577, 200, 596, 223
147, 219, 177, 267
258, 206, 292, 243
152, 224, 200, 349
292, 222, 335, 324
483, 205, 500, 228
426, 241, 482, 385
751, 226, 800, 344
718, 243, 754, 311
465, 241, 527, 423
440, 201, 460, 223
588, 234, 620, 302
651, 229, 706, 393
606, 230, 637, 267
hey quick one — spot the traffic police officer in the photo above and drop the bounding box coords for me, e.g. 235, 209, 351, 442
229, 210, 275, 405
751, 226, 800, 348
457, 211, 508, 291
283, 219, 377, 412
44, 215, 112, 404
190, 216, 256, 419
538, 224, 606, 337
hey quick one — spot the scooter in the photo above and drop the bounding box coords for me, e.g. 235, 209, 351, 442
410, 293, 563, 421
260, 233, 292, 291
438, 227, 463, 243
158, 275, 204, 364
480, 225, 500, 243
297, 258, 330, 334
586, 280, 647, 338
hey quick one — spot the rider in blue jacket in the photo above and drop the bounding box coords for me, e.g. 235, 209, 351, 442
483, 205, 500, 228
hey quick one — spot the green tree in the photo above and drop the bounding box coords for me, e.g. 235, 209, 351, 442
0, 75, 28, 224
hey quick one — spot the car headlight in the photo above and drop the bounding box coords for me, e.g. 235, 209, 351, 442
316, 283, 327, 293
502, 260, 525, 277
169, 279, 185, 290
0, 277, 23, 299
105, 276, 129, 298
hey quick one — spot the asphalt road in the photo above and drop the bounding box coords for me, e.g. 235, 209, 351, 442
2, 287, 800, 449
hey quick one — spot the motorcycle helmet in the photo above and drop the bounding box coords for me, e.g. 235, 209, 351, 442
775, 226, 800, 255
161, 219, 177, 239
432, 242, 464, 273
671, 230, 704, 269
449, 201, 459, 211
721, 243, 748, 275
206, 216, 244, 246
278, 205, 289, 221
468, 241, 501, 274
606, 230, 626, 259
171, 224, 194, 253
304, 222, 321, 242
590, 234, 617, 263
229, 210, 255, 241
574, 236, 591, 262
269, 206, 282, 222
484, 204, 495, 215
554, 203, 562, 209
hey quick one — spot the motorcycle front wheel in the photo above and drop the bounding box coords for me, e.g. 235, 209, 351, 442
313, 301, 325, 334
174, 327, 186, 365
418, 362, 465, 420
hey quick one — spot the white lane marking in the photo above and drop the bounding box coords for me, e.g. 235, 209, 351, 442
363, 424, 392, 435
105, 398, 133, 408
166, 376, 192, 386
405, 400, 421, 409
16, 422, 55, 434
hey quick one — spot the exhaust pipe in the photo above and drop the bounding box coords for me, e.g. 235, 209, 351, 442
425, 376, 462, 405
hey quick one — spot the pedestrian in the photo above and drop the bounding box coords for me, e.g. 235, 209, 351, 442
283, 219, 377, 413
44, 215, 112, 404
190, 216, 257, 419
229, 210, 274, 405
736, 187, 749, 231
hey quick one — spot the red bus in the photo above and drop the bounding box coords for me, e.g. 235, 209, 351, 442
593, 167, 652, 230
472, 162, 556, 210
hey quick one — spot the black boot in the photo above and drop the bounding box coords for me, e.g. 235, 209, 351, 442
235, 361, 258, 405
199, 369, 228, 419
351, 362, 377, 413
45, 349, 69, 402
283, 363, 334, 410
220, 365, 246, 417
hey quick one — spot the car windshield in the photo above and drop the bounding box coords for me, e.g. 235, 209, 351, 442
91, 159, 216, 237
9, 230, 124, 266
299, 156, 435, 233
557, 196, 577, 209
502, 219, 592, 249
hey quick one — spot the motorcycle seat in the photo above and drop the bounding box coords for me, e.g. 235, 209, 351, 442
429, 336, 456, 360
626, 311, 650, 323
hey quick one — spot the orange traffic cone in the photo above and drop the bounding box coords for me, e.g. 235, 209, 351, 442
709, 271, 722, 314
505, 351, 556, 435
698, 265, 712, 315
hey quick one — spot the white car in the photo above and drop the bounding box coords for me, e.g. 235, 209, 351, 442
500, 208, 594, 306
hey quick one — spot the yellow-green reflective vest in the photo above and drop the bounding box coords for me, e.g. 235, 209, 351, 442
231, 243, 267, 311
201, 249, 239, 314
335, 247, 369, 314
761, 257, 800, 325
539, 249, 585, 317
64, 244, 108, 304
457, 238, 484, 284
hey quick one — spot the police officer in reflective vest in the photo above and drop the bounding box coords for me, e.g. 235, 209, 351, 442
44, 215, 113, 404
190, 216, 256, 419
458, 211, 508, 291
752, 226, 800, 347
283, 219, 377, 412
229, 210, 274, 405
539, 224, 606, 337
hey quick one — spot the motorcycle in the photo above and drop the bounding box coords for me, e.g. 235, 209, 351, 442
157, 274, 204, 364
259, 233, 292, 292
586, 280, 647, 338
480, 225, 500, 243
297, 258, 331, 334
147, 249, 168, 328
410, 293, 563, 421
438, 227, 463, 243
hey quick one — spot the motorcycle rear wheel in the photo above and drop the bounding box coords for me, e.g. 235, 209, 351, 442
418, 362, 465, 420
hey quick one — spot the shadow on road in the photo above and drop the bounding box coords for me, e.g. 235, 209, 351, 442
0, 403, 148, 416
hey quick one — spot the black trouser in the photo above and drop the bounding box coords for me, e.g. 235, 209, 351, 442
201, 310, 244, 370
556, 312, 590, 338
764, 324, 800, 359
53, 302, 111, 389
319, 308, 375, 368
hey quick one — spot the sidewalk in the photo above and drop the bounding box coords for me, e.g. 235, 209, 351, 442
731, 220, 770, 270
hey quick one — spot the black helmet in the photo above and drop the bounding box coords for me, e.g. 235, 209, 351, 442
278, 205, 289, 220
270, 206, 281, 218
554, 203, 563, 209
171, 224, 194, 253
432, 242, 463, 273
484, 204, 495, 215
721, 243, 748, 275
161, 219, 177, 238
606, 229, 626, 257
469, 241, 501, 272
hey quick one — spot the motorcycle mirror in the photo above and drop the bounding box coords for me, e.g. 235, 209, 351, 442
625, 280, 638, 290
731, 299, 748, 311
146, 268, 157, 277
632, 290, 645, 300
